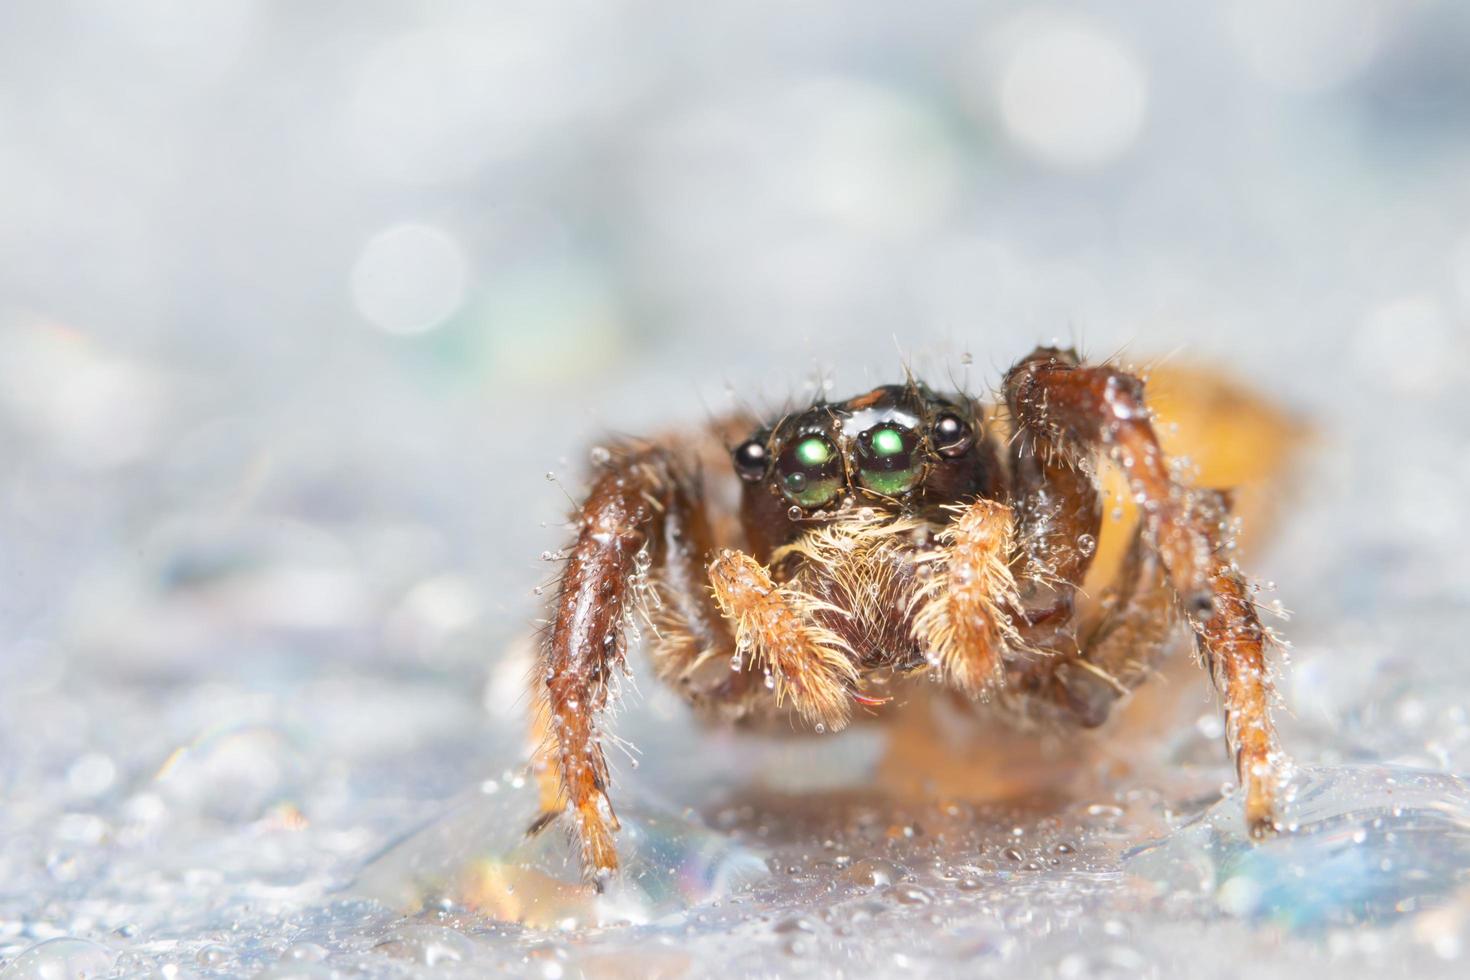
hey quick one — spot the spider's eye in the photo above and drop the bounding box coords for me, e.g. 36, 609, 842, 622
732, 438, 769, 483
856, 423, 923, 496
776, 434, 843, 509
932, 412, 974, 458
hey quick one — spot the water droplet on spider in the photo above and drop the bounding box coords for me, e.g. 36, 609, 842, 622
545, 471, 557, 482
814, 723, 826, 734
1077, 534, 1097, 556
787, 505, 803, 521
730, 653, 743, 671
763, 671, 775, 690
589, 446, 611, 466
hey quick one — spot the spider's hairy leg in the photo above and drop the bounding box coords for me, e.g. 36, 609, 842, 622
1005, 346, 1284, 838
909, 498, 1022, 697
1004, 347, 1105, 642
1192, 488, 1280, 838
532, 445, 680, 880
707, 549, 859, 731
1012, 524, 1176, 727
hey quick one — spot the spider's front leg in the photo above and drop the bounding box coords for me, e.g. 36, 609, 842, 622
1006, 347, 1284, 838
533, 445, 695, 880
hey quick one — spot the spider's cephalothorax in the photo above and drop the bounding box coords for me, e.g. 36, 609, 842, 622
530, 347, 1286, 883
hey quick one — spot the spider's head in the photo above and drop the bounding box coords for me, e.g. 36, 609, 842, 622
730, 384, 983, 520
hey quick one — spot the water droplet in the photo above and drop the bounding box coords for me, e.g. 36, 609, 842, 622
196, 945, 230, 966
787, 505, 803, 521
841, 857, 899, 888
1077, 533, 1096, 556
1, 938, 117, 979
887, 885, 932, 905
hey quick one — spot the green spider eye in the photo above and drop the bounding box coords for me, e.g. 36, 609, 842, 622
777, 434, 843, 509
856, 423, 923, 496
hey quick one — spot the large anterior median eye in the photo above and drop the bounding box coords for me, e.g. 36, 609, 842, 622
776, 434, 843, 509
856, 423, 923, 496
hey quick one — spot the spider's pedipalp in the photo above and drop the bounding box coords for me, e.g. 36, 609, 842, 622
909, 498, 1023, 698
708, 549, 859, 731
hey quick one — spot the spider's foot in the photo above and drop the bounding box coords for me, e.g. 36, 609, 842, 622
525, 809, 559, 838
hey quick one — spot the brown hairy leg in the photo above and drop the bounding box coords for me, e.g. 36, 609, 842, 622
998, 347, 1120, 725
1005, 348, 1105, 645
1005, 346, 1283, 837
534, 443, 708, 879
1003, 524, 1177, 728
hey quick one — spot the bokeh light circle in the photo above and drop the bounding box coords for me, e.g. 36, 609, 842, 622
351, 224, 468, 336
997, 19, 1149, 171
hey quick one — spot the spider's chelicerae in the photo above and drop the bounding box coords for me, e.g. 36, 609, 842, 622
530, 346, 1286, 882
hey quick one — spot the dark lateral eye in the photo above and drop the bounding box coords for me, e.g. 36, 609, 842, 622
932, 412, 974, 458
856, 423, 923, 496
776, 434, 843, 509
732, 438, 769, 482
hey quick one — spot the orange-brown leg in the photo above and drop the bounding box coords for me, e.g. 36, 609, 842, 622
533, 444, 698, 881
1000, 523, 1176, 728
1005, 347, 1283, 838
1004, 348, 1105, 652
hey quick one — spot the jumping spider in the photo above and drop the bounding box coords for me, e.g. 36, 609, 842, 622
530, 346, 1285, 882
